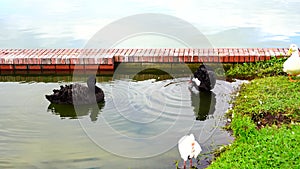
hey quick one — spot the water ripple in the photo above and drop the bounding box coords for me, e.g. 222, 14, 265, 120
79, 78, 196, 158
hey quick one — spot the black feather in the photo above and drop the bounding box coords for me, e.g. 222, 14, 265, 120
45, 75, 104, 105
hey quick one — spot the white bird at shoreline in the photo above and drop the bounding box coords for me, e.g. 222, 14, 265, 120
283, 44, 300, 82
178, 134, 202, 169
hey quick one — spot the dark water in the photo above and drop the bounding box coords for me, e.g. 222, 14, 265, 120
0, 75, 245, 169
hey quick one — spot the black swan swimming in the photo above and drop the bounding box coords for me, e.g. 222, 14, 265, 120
45, 76, 105, 105
190, 65, 216, 92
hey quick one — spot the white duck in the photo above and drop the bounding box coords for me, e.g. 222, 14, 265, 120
283, 44, 300, 81
178, 134, 202, 169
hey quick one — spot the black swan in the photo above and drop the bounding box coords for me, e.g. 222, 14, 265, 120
190, 65, 216, 92
45, 76, 105, 105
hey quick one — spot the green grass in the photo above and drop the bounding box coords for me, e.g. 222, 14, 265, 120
230, 76, 300, 122
225, 56, 287, 80
209, 123, 300, 168
207, 76, 300, 169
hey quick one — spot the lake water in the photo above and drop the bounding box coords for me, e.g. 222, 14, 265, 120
0, 75, 245, 169
0, 0, 300, 168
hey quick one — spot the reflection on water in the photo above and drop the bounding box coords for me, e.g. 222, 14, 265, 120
0, 74, 113, 82
47, 102, 105, 122
191, 91, 216, 121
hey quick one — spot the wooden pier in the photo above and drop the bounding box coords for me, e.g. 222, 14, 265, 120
0, 48, 291, 73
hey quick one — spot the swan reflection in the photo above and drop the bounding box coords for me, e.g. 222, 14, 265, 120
190, 90, 216, 121
47, 102, 105, 122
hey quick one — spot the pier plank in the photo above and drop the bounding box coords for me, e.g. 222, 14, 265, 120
0, 48, 293, 72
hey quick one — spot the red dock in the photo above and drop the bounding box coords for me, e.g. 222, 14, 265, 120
0, 48, 290, 72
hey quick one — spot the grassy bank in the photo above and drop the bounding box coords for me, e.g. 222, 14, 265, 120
225, 56, 287, 80
207, 76, 300, 168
